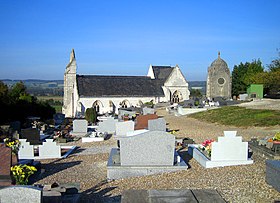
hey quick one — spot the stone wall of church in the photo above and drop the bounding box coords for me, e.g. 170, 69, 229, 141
62, 52, 77, 118
76, 96, 164, 116
163, 66, 190, 102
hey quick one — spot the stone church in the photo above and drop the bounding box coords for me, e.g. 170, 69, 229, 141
62, 49, 190, 118
206, 52, 231, 99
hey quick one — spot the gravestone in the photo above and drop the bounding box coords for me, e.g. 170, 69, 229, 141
0, 144, 12, 186
266, 160, 280, 192
21, 128, 42, 145
53, 113, 65, 125
38, 139, 61, 159
119, 131, 175, 166
148, 118, 166, 131
18, 139, 34, 159
107, 130, 189, 179
135, 114, 158, 130
72, 119, 88, 137
118, 110, 136, 120
0, 186, 42, 203
211, 131, 248, 161
97, 117, 118, 134
142, 107, 155, 115
115, 121, 135, 136
183, 99, 194, 107
189, 131, 253, 168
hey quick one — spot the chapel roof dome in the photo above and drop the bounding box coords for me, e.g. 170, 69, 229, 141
210, 51, 228, 69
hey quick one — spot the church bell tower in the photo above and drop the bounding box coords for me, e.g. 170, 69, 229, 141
62, 49, 77, 117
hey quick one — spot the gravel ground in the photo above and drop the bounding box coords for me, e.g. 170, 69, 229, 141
34, 100, 280, 203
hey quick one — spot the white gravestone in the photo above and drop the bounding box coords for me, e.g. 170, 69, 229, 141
143, 107, 155, 115
115, 121, 135, 136
18, 139, 34, 159
211, 131, 248, 161
97, 118, 118, 134
148, 118, 166, 131
39, 139, 61, 159
73, 119, 88, 133
120, 131, 175, 166
189, 131, 253, 168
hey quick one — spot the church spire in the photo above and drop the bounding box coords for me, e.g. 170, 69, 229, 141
218, 51, 221, 59
70, 49, 75, 62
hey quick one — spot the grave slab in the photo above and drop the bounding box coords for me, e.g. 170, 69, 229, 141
0, 186, 42, 203
107, 148, 188, 180
82, 137, 104, 142
134, 114, 158, 130
266, 160, 280, 192
121, 189, 226, 203
0, 144, 12, 186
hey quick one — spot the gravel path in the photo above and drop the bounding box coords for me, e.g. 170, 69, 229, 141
236, 98, 280, 111
34, 101, 280, 202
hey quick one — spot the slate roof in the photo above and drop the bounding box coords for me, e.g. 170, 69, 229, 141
76, 75, 165, 97
152, 66, 174, 80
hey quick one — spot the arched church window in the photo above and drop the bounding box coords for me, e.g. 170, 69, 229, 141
120, 100, 130, 108
171, 90, 182, 103
93, 100, 102, 113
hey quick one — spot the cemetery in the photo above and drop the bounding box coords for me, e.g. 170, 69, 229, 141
1, 102, 280, 202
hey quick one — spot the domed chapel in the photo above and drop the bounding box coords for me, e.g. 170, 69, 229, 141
206, 52, 231, 100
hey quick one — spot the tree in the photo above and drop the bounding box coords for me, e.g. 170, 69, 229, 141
268, 49, 280, 72
0, 81, 8, 98
231, 59, 264, 96
190, 89, 202, 98
9, 81, 27, 101
85, 108, 97, 124
0, 81, 55, 125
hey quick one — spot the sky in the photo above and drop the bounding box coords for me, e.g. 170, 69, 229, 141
0, 1, 279, 81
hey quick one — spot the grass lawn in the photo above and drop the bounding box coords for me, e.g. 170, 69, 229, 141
52, 105, 62, 113
37, 96, 63, 102
37, 96, 63, 113
189, 106, 280, 127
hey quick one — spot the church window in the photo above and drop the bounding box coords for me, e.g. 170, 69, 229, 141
120, 100, 130, 108
93, 100, 102, 113
171, 90, 182, 103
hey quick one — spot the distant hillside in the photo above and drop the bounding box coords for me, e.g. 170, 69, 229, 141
1, 79, 206, 96
1, 79, 64, 96
188, 81, 206, 95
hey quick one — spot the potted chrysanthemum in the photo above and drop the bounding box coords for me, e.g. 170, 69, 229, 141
11, 164, 37, 185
